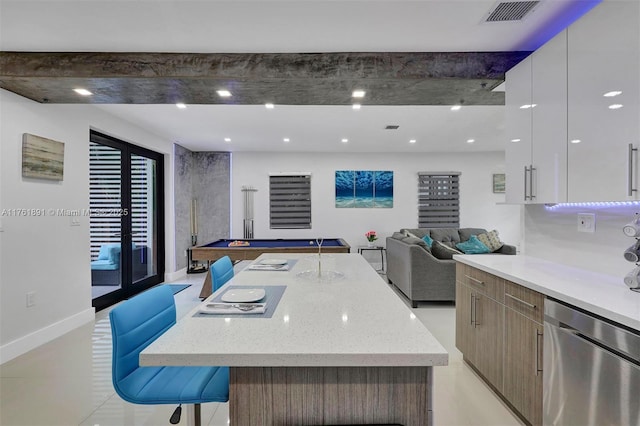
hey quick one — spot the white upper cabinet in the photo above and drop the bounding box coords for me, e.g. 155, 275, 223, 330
531, 31, 568, 204
505, 56, 533, 204
505, 31, 568, 204
567, 0, 640, 202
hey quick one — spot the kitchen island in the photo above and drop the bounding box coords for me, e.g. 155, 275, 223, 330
142, 253, 448, 425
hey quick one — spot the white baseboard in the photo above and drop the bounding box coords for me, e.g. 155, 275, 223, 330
166, 267, 187, 282
0, 307, 95, 365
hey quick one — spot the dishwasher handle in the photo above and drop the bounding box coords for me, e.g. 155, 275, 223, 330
545, 299, 640, 361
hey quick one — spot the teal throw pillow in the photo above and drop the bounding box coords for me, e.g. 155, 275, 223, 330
456, 235, 491, 254
422, 234, 434, 248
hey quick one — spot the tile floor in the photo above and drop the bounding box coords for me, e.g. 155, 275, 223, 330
0, 264, 523, 426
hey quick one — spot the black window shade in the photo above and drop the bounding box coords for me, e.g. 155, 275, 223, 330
269, 174, 312, 229
418, 172, 460, 228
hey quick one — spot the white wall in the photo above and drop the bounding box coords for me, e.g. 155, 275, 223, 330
232, 152, 522, 251
0, 89, 176, 363
524, 203, 640, 279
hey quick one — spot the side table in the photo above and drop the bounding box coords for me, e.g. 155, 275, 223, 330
357, 246, 386, 273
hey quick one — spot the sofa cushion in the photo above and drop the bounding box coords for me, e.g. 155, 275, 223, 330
477, 230, 504, 252
459, 228, 488, 242
456, 235, 491, 254
401, 229, 429, 239
431, 240, 463, 259
391, 232, 406, 240
91, 259, 119, 270
429, 228, 462, 248
402, 236, 430, 251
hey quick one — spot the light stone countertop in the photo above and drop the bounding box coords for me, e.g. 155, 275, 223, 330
141, 253, 449, 367
454, 254, 640, 331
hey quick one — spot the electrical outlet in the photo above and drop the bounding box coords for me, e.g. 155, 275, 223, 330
577, 213, 596, 233
26, 292, 36, 307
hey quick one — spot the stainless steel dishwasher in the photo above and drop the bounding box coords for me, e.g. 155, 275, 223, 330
543, 298, 640, 426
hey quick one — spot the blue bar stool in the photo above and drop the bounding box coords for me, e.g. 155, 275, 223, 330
211, 255, 234, 292
109, 285, 229, 425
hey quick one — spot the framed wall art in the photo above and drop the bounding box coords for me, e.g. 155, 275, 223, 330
493, 173, 505, 193
22, 133, 65, 181
335, 170, 393, 208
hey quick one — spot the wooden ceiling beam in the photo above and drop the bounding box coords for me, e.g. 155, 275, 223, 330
0, 51, 530, 105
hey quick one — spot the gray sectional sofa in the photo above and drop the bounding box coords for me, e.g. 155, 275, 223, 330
386, 228, 516, 307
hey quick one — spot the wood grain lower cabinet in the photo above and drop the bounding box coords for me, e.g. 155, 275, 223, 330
504, 309, 543, 426
455, 281, 475, 360
473, 293, 503, 391
454, 281, 503, 392
456, 263, 544, 426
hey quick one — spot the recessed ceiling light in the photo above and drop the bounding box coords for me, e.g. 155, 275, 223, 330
511, 138, 521, 142
467, 139, 475, 144
519, 104, 537, 109
224, 138, 231, 142
608, 104, 624, 109
450, 105, 462, 111
283, 138, 290, 142
217, 90, 232, 97
176, 103, 187, 109
603, 91, 622, 97
265, 103, 275, 109
571, 139, 582, 144
341, 138, 349, 143
352, 104, 361, 110
73, 88, 92, 96
352, 90, 365, 98
409, 139, 417, 144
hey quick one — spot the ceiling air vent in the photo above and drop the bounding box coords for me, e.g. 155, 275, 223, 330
486, 1, 540, 22
385, 125, 400, 130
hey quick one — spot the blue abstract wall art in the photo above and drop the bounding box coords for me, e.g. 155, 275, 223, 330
335, 170, 393, 208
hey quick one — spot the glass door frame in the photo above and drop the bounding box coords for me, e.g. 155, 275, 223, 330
90, 130, 165, 311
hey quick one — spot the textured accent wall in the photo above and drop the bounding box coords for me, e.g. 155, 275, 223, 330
193, 152, 231, 245
174, 146, 230, 270
174, 144, 194, 270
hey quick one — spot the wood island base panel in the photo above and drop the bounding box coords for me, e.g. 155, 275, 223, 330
230, 366, 433, 426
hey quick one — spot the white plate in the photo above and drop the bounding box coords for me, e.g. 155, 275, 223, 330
259, 258, 288, 266
221, 288, 266, 303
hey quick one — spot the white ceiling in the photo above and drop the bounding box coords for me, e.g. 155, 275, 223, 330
0, 0, 600, 153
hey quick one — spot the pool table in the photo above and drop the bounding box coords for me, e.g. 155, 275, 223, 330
193, 238, 351, 298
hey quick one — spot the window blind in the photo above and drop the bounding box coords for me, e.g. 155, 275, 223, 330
417, 172, 460, 228
269, 174, 311, 229
89, 143, 151, 259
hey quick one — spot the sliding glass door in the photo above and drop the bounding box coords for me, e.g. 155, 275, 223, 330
90, 131, 164, 311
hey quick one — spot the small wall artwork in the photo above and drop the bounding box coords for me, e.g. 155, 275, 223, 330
335, 170, 393, 208
22, 133, 65, 181
493, 173, 505, 193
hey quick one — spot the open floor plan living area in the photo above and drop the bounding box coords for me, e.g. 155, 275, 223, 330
1, 1, 639, 425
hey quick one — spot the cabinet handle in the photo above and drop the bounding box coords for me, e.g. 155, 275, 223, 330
529, 165, 536, 200
505, 293, 536, 309
464, 275, 484, 286
470, 294, 475, 326
629, 144, 637, 196
524, 166, 530, 201
473, 295, 480, 328
535, 329, 543, 376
